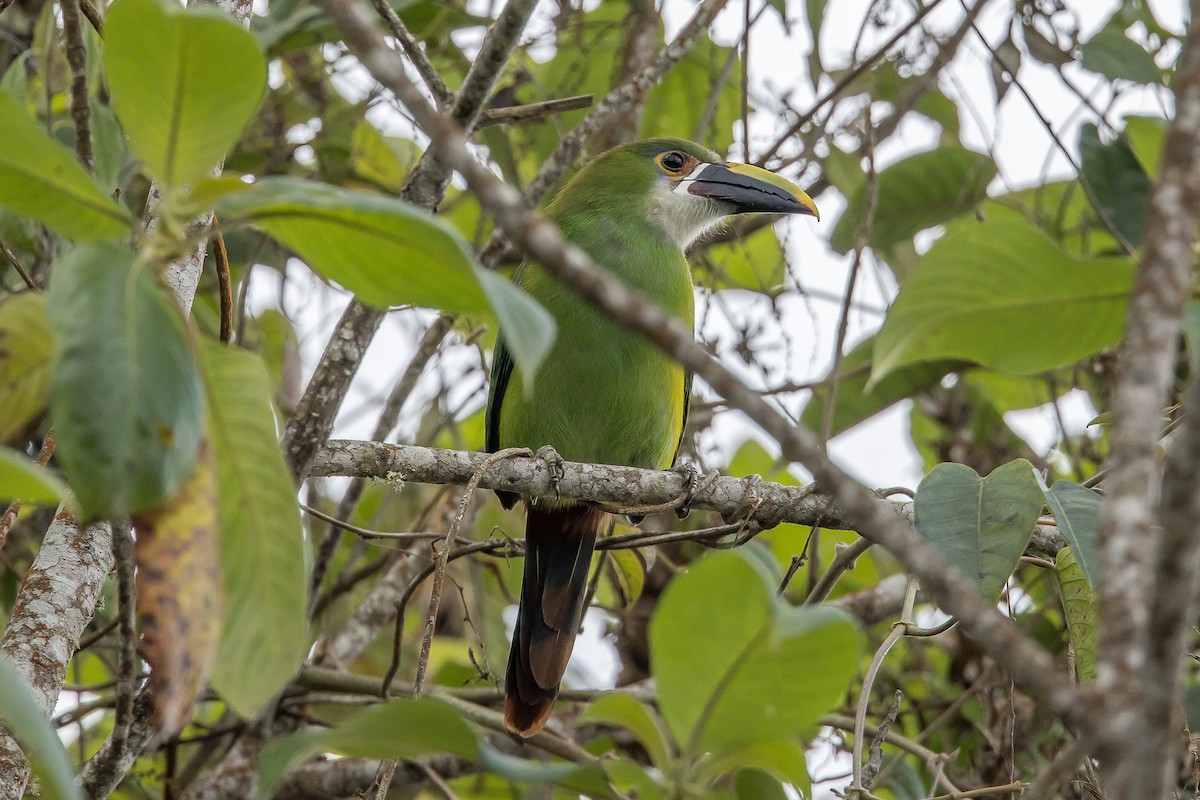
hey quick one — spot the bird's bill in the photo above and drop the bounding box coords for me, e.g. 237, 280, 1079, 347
679, 162, 820, 219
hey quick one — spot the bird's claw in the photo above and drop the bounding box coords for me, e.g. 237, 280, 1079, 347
536, 445, 565, 501
672, 462, 701, 519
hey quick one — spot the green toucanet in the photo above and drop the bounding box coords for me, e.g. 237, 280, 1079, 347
486, 137, 819, 735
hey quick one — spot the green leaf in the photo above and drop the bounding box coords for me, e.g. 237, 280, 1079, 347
695, 739, 811, 790
350, 119, 420, 192
606, 544, 648, 608
871, 219, 1135, 386
0, 292, 52, 445
479, 743, 609, 794
0, 655, 82, 800
650, 550, 861, 755
735, 768, 788, 800
104, 0, 266, 187
1040, 479, 1101, 589
694, 229, 788, 294
1080, 123, 1150, 248
831, 146, 995, 255
1080, 24, 1161, 85
200, 341, 307, 719
582, 691, 672, 768
1056, 547, 1098, 682
476, 269, 555, 381
258, 698, 479, 796
800, 334, 958, 438
913, 459, 1043, 601
0, 93, 131, 241
0, 447, 67, 504
216, 177, 487, 311
217, 177, 554, 378
1124, 115, 1166, 180
48, 244, 205, 519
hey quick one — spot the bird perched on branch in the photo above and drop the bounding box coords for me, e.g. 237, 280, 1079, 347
486, 137, 819, 736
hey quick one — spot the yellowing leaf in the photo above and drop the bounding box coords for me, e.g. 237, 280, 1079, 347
0, 292, 52, 445
132, 438, 222, 735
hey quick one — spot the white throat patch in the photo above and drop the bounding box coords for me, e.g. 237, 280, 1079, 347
646, 165, 730, 249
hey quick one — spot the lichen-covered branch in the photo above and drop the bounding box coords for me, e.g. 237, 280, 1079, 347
0, 510, 113, 799
1097, 4, 1200, 794
310, 439, 1068, 559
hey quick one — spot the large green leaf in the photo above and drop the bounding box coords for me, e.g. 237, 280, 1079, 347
0, 447, 67, 504
582, 691, 673, 769
650, 550, 861, 755
104, 0, 266, 187
871, 219, 1135, 385
48, 244, 205, 519
200, 341, 307, 718
0, 93, 131, 241
0, 655, 81, 800
913, 459, 1043, 601
258, 698, 479, 797
0, 292, 52, 445
1080, 23, 1161, 85
1080, 123, 1150, 248
830, 146, 995, 255
1040, 479, 1101, 589
800, 334, 959, 438
217, 177, 554, 377
1056, 546, 1098, 682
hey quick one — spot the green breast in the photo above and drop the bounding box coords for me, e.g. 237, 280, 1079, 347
497, 216, 693, 471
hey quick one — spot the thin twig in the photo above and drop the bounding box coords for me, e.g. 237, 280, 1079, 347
60, 0, 93, 171
820, 110, 877, 446
79, 0, 103, 34
110, 519, 138, 761
757, 0, 947, 165
367, 0, 453, 107
300, 504, 441, 542
213, 220, 233, 344
475, 94, 593, 128
0, 238, 36, 290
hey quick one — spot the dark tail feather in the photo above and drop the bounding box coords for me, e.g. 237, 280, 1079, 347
504, 503, 606, 736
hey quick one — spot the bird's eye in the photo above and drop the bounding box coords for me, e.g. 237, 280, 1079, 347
661, 151, 687, 172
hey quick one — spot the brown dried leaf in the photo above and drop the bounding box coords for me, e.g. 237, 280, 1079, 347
133, 437, 222, 735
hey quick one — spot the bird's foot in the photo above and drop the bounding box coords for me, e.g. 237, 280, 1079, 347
671, 462, 702, 519
536, 445, 565, 501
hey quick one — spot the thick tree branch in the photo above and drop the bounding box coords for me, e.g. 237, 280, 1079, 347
1098, 4, 1200, 793
0, 510, 113, 800
313, 2, 1090, 734
310, 440, 1068, 559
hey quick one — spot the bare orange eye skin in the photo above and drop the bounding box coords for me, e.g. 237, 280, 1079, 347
660, 151, 687, 172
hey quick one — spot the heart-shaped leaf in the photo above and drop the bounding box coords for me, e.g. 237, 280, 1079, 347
913, 459, 1043, 601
